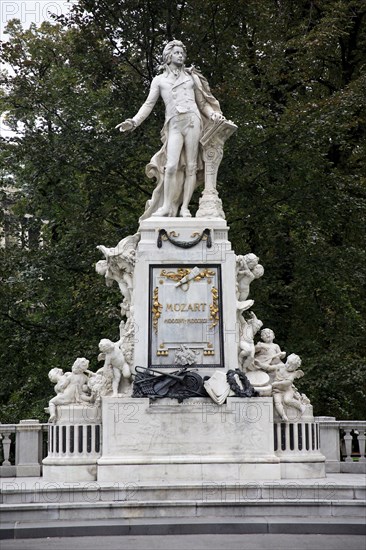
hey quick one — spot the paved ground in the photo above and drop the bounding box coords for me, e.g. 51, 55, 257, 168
2, 534, 366, 550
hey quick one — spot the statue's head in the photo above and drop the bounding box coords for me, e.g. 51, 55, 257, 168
260, 328, 275, 342
162, 40, 186, 66
286, 353, 301, 371
72, 357, 89, 373
48, 367, 63, 383
253, 264, 264, 278
99, 339, 114, 353
244, 253, 259, 270
95, 259, 107, 276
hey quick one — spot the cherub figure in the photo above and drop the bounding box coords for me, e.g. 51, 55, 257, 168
98, 328, 132, 396
238, 311, 263, 371
254, 328, 286, 370
48, 358, 93, 423
270, 354, 306, 421
96, 233, 140, 314
236, 253, 264, 303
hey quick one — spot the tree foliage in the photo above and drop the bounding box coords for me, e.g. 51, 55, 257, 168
1, 0, 365, 421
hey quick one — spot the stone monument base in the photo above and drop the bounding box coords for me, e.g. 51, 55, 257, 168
97, 396, 281, 483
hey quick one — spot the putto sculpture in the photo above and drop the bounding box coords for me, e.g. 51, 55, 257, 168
98, 332, 132, 397
236, 253, 264, 303
254, 328, 286, 369
116, 39, 227, 219
270, 353, 306, 421
47, 358, 93, 423
96, 233, 140, 317
238, 311, 263, 371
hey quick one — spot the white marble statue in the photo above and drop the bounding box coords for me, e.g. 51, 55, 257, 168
254, 328, 286, 370
47, 358, 93, 423
96, 232, 140, 317
98, 324, 132, 396
238, 311, 263, 371
116, 39, 226, 219
270, 354, 306, 421
236, 253, 264, 303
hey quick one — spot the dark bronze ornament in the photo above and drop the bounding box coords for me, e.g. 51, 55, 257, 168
132, 366, 208, 402
226, 369, 258, 398
157, 228, 212, 249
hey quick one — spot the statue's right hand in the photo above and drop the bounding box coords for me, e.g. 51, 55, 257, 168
115, 119, 136, 132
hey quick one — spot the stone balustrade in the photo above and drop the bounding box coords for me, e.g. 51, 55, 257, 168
316, 417, 366, 473
0, 420, 47, 477
274, 420, 320, 454
1, 416, 365, 478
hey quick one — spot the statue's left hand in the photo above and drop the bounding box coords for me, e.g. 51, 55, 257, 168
211, 112, 226, 123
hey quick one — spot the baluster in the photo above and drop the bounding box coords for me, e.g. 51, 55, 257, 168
65, 425, 70, 456
82, 425, 87, 457
285, 422, 290, 452
91, 424, 96, 456
0, 432, 12, 465
343, 429, 353, 462
74, 424, 79, 455
357, 430, 366, 463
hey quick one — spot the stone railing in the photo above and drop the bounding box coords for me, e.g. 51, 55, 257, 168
0, 420, 48, 477
316, 417, 366, 473
1, 417, 365, 477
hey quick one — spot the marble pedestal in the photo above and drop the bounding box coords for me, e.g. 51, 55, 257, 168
97, 396, 281, 483
42, 404, 101, 482
273, 405, 326, 479
134, 217, 238, 375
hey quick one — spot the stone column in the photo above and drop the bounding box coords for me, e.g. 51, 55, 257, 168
15, 419, 43, 477
316, 416, 341, 473
196, 119, 237, 219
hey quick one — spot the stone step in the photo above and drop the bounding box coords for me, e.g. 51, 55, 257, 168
1, 498, 365, 523
1, 479, 365, 505
1, 516, 366, 541
2, 475, 364, 536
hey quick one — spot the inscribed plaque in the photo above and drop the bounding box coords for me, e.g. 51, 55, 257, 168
149, 264, 224, 368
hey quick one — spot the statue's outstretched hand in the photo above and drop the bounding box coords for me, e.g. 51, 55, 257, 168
115, 119, 136, 132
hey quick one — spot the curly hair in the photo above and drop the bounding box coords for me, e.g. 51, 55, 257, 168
162, 40, 187, 65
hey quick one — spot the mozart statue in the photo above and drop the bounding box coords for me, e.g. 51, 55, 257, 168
116, 40, 226, 219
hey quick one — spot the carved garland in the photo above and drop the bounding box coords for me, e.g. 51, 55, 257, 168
152, 287, 163, 334
209, 286, 219, 328
160, 267, 215, 284
157, 228, 212, 249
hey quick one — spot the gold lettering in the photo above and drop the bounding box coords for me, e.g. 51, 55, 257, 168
164, 303, 207, 313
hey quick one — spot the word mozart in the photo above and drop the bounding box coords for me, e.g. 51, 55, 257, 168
165, 303, 207, 312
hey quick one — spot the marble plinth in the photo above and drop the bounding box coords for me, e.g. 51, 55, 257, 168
134, 217, 239, 375
97, 396, 281, 482
43, 405, 102, 482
